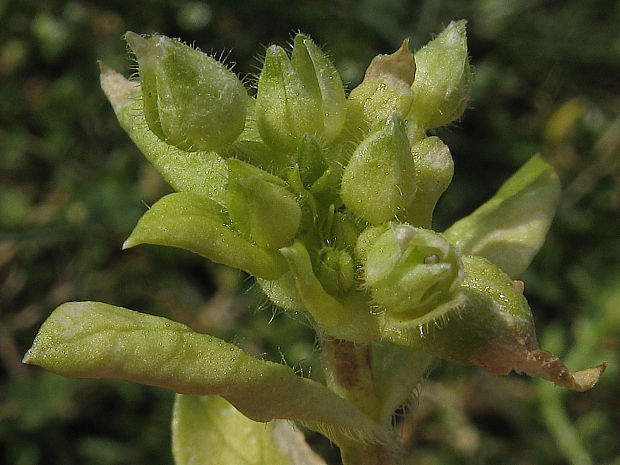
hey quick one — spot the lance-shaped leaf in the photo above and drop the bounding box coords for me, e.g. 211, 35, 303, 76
100, 64, 228, 203
444, 156, 561, 278
24, 302, 391, 444
124, 192, 287, 280
380, 255, 605, 391
173, 395, 327, 465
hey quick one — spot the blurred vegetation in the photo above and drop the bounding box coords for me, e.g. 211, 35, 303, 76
1, 0, 618, 464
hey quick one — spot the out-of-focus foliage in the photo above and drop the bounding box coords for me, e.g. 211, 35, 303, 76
1, 1, 618, 464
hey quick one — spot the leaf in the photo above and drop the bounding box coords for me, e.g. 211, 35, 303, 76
379, 255, 605, 391
371, 344, 434, 423
100, 63, 228, 203
444, 156, 561, 278
123, 192, 287, 280
172, 394, 327, 465
24, 302, 390, 444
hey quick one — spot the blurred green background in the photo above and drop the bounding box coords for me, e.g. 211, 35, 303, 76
1, 0, 619, 464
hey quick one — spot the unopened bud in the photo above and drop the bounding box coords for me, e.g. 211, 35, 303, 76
341, 115, 416, 224
404, 137, 454, 228
224, 160, 301, 249
407, 20, 471, 130
126, 32, 247, 152
256, 34, 346, 151
364, 224, 463, 318
316, 247, 355, 295
347, 39, 415, 131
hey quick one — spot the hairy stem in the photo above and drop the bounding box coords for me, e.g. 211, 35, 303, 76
319, 336, 408, 465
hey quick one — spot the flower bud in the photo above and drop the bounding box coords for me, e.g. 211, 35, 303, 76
340, 115, 416, 224
316, 247, 355, 295
347, 39, 415, 132
295, 133, 328, 188
407, 20, 471, 130
364, 224, 463, 318
224, 159, 301, 249
125, 32, 247, 152
256, 34, 346, 151
403, 137, 454, 228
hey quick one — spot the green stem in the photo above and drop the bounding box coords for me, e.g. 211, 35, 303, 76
319, 336, 407, 465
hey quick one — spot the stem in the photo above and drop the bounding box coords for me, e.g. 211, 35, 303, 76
320, 337, 380, 419
319, 336, 407, 465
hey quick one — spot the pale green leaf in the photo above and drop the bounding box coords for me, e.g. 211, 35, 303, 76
379, 255, 605, 391
444, 156, 561, 277
100, 64, 228, 203
123, 192, 287, 280
24, 302, 391, 443
172, 395, 327, 465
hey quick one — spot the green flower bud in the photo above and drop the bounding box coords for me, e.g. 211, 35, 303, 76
403, 137, 454, 228
364, 224, 463, 319
256, 34, 346, 151
347, 39, 415, 132
329, 211, 361, 251
125, 32, 247, 152
407, 20, 471, 130
225, 159, 301, 249
341, 115, 416, 224
295, 133, 329, 188
316, 247, 355, 295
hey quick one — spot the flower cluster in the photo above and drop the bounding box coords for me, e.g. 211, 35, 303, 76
24, 21, 605, 465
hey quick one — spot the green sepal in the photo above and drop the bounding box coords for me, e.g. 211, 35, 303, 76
291, 34, 347, 144
295, 134, 329, 188
316, 247, 355, 295
379, 255, 605, 391
23, 302, 392, 443
225, 159, 301, 249
100, 64, 228, 203
173, 395, 326, 465
404, 137, 454, 228
444, 156, 561, 278
125, 32, 247, 152
340, 115, 416, 225
347, 40, 415, 133
363, 225, 463, 319
407, 20, 471, 130
123, 192, 287, 280
256, 35, 346, 152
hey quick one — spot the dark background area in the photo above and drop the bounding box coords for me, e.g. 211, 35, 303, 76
1, 1, 619, 464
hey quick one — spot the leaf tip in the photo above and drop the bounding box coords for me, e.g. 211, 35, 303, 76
99, 61, 138, 113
